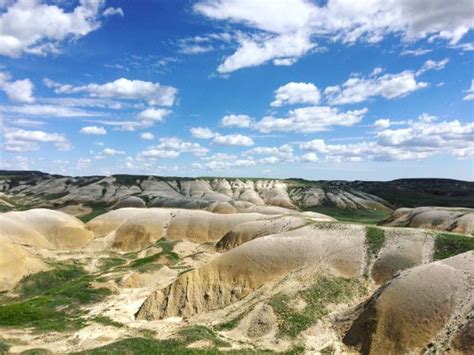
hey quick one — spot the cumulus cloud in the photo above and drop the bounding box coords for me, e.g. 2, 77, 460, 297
212, 133, 254, 146
97, 148, 125, 158
324, 70, 427, 105
0, 71, 35, 103
271, 82, 320, 107
254, 106, 367, 133
190, 126, 215, 139
300, 114, 474, 161
0, 104, 98, 117
463, 80, 474, 101
140, 132, 154, 140
80, 126, 106, 135
192, 153, 256, 171
300, 152, 319, 162
154, 137, 209, 156
137, 108, 170, 122
221, 114, 253, 128
44, 77, 177, 106
103, 7, 123, 17
416, 58, 449, 76
194, 0, 474, 73
139, 149, 180, 159
373, 119, 391, 129
0, 0, 108, 57
3, 128, 71, 152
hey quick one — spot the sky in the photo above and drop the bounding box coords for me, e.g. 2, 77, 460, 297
0, 0, 473, 181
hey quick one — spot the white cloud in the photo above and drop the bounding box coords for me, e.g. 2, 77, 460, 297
463, 80, 474, 101
195, 0, 474, 73
416, 58, 449, 76
325, 70, 427, 105
154, 137, 209, 156
138, 108, 170, 122
299, 115, 474, 161
300, 152, 319, 162
193, 153, 256, 171
80, 126, 106, 135
216, 31, 315, 73
0, 0, 107, 57
254, 106, 367, 133
221, 114, 253, 128
101, 148, 125, 156
103, 7, 124, 17
243, 144, 295, 162
373, 119, 391, 129
45, 77, 177, 106
3, 128, 71, 152
0, 71, 34, 103
190, 127, 215, 139
139, 149, 180, 159
141, 132, 154, 140
10, 118, 45, 127
212, 133, 254, 146
400, 48, 432, 56
271, 82, 320, 107
0, 104, 98, 117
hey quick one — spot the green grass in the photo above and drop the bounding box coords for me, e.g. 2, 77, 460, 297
365, 226, 385, 256
304, 206, 390, 225
0, 264, 111, 331
178, 325, 229, 348
214, 309, 250, 331
433, 232, 474, 260
269, 277, 365, 338
0, 340, 10, 354
79, 202, 109, 223
128, 239, 179, 270
73, 337, 269, 354
98, 257, 128, 272
91, 316, 124, 328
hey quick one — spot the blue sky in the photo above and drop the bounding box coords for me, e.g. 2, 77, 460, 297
0, 0, 473, 180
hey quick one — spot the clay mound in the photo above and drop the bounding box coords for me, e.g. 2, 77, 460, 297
88, 208, 270, 252
112, 196, 146, 209
370, 228, 434, 284
215, 215, 311, 251
1, 209, 94, 249
382, 207, 474, 234
344, 252, 474, 354
0, 240, 47, 292
136, 224, 366, 320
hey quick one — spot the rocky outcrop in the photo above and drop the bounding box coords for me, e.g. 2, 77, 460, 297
0, 209, 94, 291
344, 252, 474, 354
136, 224, 368, 320
0, 171, 394, 215
381, 207, 474, 234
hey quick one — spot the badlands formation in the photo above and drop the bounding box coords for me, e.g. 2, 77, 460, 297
0, 171, 473, 354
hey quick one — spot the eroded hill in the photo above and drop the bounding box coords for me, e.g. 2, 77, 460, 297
0, 206, 473, 354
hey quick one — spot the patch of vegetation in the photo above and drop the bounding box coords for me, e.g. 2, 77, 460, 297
178, 325, 229, 347
0, 340, 10, 354
304, 206, 390, 225
433, 232, 474, 260
0, 264, 111, 331
365, 226, 385, 256
74, 337, 269, 354
79, 202, 109, 223
214, 305, 255, 331
43, 192, 69, 200
269, 277, 365, 338
20, 349, 52, 354
128, 239, 179, 270
92, 316, 124, 328
99, 257, 128, 272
